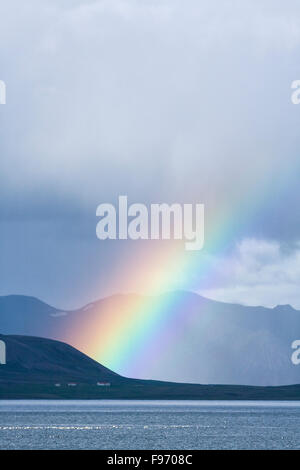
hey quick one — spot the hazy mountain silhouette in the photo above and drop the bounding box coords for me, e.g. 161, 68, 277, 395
1, 291, 300, 386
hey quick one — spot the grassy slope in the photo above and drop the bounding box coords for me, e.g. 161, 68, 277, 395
1, 381, 300, 400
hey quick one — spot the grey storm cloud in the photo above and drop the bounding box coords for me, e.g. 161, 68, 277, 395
0, 0, 300, 306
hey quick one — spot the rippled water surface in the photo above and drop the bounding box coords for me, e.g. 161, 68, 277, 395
0, 400, 299, 449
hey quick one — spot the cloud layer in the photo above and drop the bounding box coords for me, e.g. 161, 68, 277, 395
202, 238, 300, 309
0, 0, 300, 306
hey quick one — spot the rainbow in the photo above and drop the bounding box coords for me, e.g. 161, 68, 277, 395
67, 156, 300, 377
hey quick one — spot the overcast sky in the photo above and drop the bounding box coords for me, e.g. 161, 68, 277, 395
1, 0, 300, 308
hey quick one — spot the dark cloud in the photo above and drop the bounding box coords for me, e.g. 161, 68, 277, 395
1, 0, 300, 306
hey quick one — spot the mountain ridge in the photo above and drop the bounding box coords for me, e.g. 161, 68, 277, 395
0, 333, 122, 384
1, 291, 300, 386
1, 333, 300, 400
2, 291, 299, 315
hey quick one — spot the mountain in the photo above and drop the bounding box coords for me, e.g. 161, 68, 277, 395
1, 292, 300, 386
0, 334, 121, 384
1, 334, 300, 401
0, 295, 63, 337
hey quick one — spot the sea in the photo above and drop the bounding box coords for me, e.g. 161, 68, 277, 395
0, 400, 299, 450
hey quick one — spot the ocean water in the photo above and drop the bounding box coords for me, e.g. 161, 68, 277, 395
0, 400, 300, 450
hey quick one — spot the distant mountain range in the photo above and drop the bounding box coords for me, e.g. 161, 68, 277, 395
1, 333, 300, 401
0, 291, 300, 386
